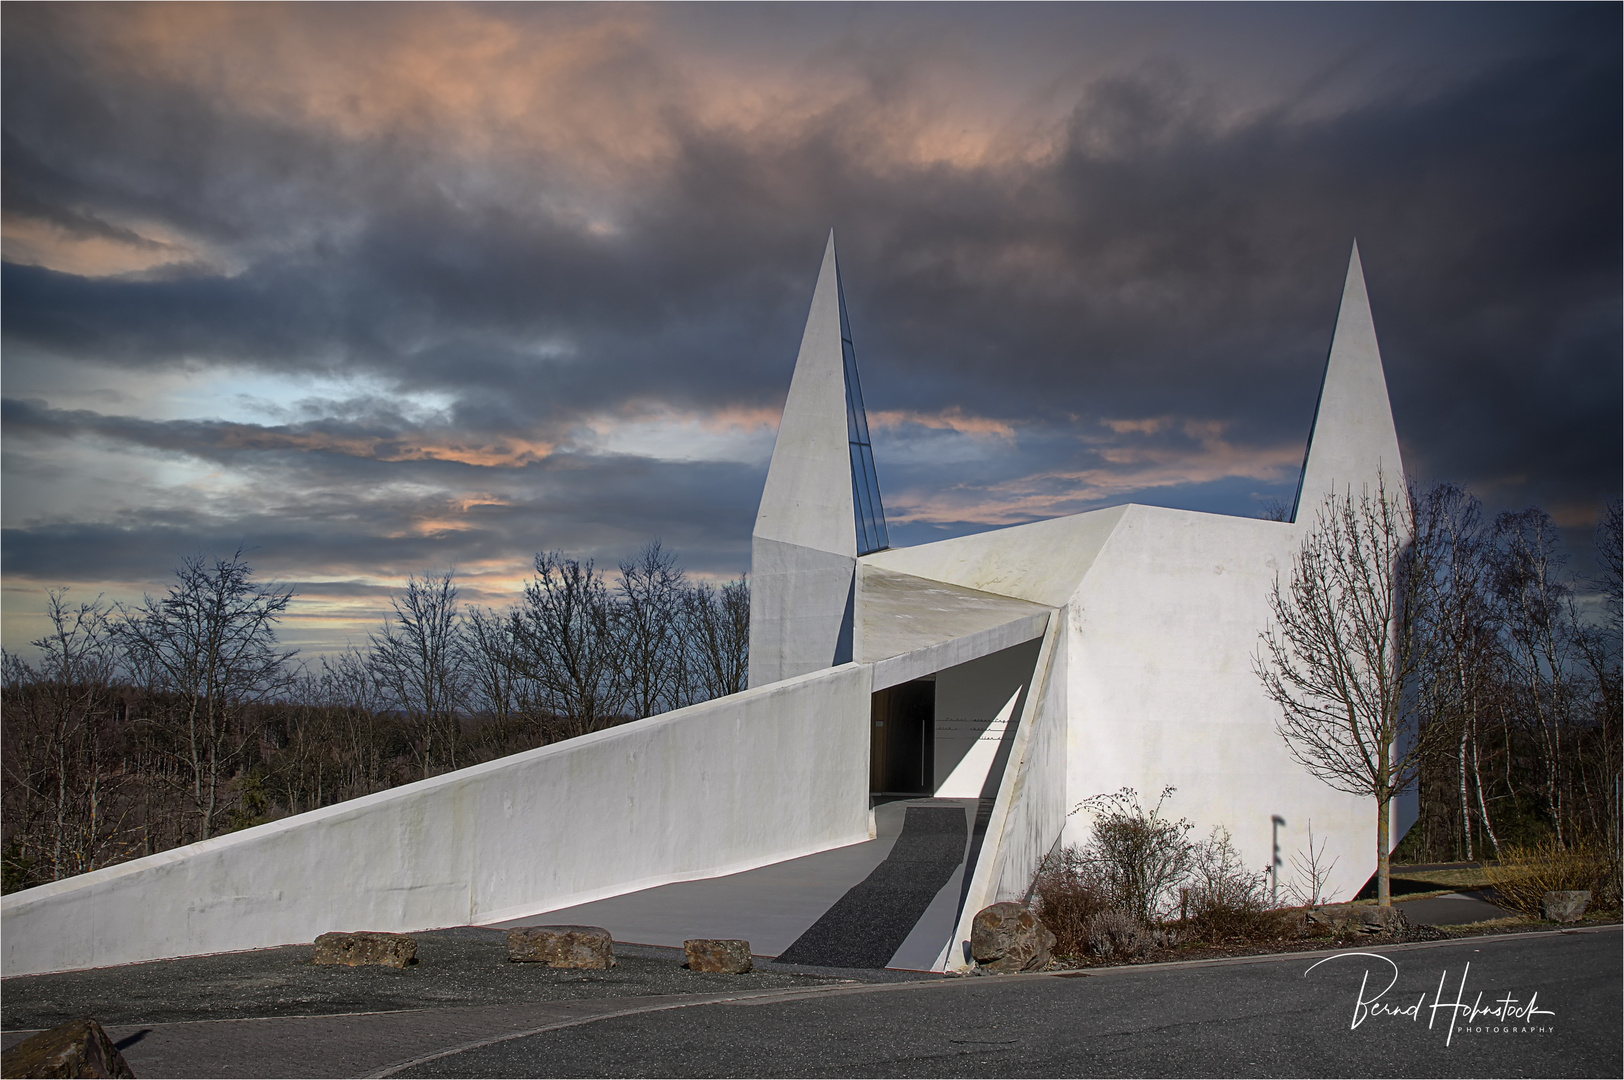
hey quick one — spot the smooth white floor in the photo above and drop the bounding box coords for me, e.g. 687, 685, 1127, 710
494, 798, 979, 970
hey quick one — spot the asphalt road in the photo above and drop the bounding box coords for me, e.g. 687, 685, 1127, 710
3, 926, 1616, 1078
393, 928, 1620, 1079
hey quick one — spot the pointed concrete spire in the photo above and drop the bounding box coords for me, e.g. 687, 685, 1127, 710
749, 231, 888, 685
754, 231, 859, 556
1291, 242, 1405, 520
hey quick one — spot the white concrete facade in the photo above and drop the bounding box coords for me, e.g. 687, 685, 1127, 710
749, 232, 862, 686
865, 242, 1412, 916
3, 237, 1412, 978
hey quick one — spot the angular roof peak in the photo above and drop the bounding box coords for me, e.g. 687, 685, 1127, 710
1290, 241, 1404, 519
753, 232, 888, 557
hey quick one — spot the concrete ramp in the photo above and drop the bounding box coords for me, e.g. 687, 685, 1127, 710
504, 799, 982, 972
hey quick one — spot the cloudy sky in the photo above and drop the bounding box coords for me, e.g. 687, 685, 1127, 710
3, 2, 1619, 656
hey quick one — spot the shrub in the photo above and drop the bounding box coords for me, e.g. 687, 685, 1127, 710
1283, 820, 1341, 907
1183, 827, 1287, 943
1086, 909, 1154, 961
1485, 839, 1621, 917
1076, 786, 1197, 924
1032, 845, 1109, 958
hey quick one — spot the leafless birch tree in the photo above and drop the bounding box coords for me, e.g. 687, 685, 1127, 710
1492, 508, 1582, 846
1414, 483, 1504, 858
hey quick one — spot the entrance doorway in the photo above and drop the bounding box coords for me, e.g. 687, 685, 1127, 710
870, 678, 935, 795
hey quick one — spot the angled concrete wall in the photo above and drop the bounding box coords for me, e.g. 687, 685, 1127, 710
750, 233, 860, 686
750, 536, 855, 684
1060, 505, 1373, 903
943, 618, 1066, 970
2, 664, 872, 976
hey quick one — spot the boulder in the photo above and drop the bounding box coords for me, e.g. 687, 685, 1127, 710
1541, 890, 1591, 923
0, 1017, 135, 1078
970, 902, 1056, 973
684, 939, 753, 974
507, 925, 616, 969
312, 931, 417, 968
1304, 903, 1410, 937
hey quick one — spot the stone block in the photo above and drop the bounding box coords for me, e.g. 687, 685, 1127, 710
1541, 890, 1590, 923
970, 901, 1056, 973
684, 939, 753, 974
1304, 903, 1409, 937
311, 931, 417, 968
0, 1017, 135, 1078
507, 925, 616, 969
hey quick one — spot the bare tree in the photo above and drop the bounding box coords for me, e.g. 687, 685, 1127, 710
1284, 820, 1342, 907
1414, 483, 1504, 859
318, 647, 387, 798
616, 541, 687, 717
461, 605, 527, 741
684, 578, 750, 699
1254, 473, 1448, 906
513, 553, 625, 738
1492, 508, 1581, 846
369, 570, 467, 779
117, 552, 296, 842
0, 591, 130, 883
1568, 500, 1621, 848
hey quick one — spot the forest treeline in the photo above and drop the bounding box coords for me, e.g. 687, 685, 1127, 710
2, 542, 748, 892
1390, 488, 1620, 864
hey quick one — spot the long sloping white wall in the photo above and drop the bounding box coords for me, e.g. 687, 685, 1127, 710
942, 618, 1066, 971
988, 628, 1069, 907
3, 664, 872, 977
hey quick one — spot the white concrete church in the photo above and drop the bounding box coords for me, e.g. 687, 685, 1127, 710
3, 235, 1410, 976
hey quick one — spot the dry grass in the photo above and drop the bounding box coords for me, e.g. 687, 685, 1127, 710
1388, 865, 1497, 891
1481, 840, 1621, 918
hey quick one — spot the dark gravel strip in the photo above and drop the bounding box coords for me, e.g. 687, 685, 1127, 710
774, 807, 967, 969
0, 932, 930, 1033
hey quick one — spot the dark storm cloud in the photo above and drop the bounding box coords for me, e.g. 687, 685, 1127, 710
2, 2, 1618, 650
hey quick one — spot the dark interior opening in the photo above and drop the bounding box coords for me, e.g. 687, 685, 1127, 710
870, 678, 935, 795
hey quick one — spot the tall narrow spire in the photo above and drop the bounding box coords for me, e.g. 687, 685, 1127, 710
749, 232, 888, 686
1291, 242, 1405, 520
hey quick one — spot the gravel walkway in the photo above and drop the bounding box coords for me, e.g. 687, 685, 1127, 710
776, 807, 968, 969
0, 929, 935, 1035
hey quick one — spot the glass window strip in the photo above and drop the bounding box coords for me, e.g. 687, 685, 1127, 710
837, 260, 889, 555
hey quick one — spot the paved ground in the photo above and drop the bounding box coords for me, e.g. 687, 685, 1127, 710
1395, 889, 1517, 926
0, 933, 926, 1031
0, 931, 931, 1078
395, 927, 1621, 1079
3, 926, 1615, 1078
510, 797, 981, 970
